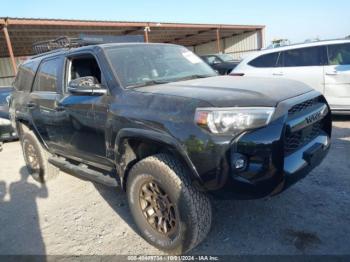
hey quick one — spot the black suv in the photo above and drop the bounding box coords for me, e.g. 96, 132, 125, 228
10, 42, 332, 254
201, 53, 239, 75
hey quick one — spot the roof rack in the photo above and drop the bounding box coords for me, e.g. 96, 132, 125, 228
32, 36, 87, 54
32, 35, 146, 55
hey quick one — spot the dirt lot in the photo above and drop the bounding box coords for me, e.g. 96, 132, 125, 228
0, 118, 349, 256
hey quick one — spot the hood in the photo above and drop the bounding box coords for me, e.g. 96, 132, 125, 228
135, 76, 313, 107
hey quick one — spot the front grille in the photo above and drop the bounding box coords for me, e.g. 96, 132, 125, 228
288, 97, 319, 116
284, 96, 327, 155
284, 121, 323, 154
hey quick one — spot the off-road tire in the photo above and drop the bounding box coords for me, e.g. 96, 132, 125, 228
126, 153, 212, 254
20, 125, 59, 182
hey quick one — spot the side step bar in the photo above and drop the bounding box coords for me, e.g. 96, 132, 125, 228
48, 156, 119, 187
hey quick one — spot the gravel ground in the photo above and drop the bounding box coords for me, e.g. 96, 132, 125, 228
0, 118, 349, 256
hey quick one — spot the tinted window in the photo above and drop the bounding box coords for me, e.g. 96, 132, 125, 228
283, 46, 323, 67
328, 43, 350, 65
33, 58, 61, 92
248, 52, 279, 67
13, 60, 40, 91
217, 54, 234, 62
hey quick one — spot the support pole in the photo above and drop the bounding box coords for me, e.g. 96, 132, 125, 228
258, 28, 265, 50
144, 26, 150, 43
216, 28, 221, 53
3, 25, 17, 74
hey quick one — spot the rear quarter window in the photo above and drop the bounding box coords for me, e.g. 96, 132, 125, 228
327, 43, 350, 65
13, 60, 40, 92
248, 52, 279, 67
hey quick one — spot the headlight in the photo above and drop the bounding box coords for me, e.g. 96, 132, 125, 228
195, 107, 275, 134
0, 118, 11, 126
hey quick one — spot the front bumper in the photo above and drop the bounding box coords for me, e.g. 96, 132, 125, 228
193, 92, 332, 199
214, 130, 330, 199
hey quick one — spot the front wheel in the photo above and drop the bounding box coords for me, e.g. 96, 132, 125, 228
126, 154, 212, 254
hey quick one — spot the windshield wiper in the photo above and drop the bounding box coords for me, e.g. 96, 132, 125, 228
127, 74, 214, 88
173, 74, 214, 82
127, 79, 170, 89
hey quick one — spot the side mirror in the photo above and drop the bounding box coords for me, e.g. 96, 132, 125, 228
68, 76, 107, 95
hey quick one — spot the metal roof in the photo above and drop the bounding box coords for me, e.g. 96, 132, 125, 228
0, 17, 264, 57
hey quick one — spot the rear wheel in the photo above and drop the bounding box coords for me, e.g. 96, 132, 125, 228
126, 154, 212, 254
20, 125, 59, 182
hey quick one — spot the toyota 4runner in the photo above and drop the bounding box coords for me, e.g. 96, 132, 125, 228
10, 42, 332, 254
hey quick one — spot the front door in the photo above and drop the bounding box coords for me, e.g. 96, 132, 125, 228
53, 53, 110, 165
324, 43, 350, 110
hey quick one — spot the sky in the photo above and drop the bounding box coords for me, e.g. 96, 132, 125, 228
1, 0, 349, 44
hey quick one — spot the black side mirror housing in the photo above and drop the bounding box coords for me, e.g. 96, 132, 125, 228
68, 76, 107, 95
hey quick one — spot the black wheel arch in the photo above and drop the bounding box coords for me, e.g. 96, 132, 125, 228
16, 118, 44, 140
16, 119, 44, 145
114, 128, 203, 190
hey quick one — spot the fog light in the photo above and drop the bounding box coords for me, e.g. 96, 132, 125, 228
231, 153, 248, 171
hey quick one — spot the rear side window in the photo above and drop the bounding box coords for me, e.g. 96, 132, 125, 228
13, 60, 40, 92
248, 52, 279, 67
282, 46, 323, 67
328, 43, 350, 65
33, 57, 61, 92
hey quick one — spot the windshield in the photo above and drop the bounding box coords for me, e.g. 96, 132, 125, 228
217, 54, 234, 62
105, 44, 216, 88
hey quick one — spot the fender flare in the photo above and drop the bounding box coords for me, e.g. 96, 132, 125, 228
114, 128, 203, 187
15, 117, 49, 151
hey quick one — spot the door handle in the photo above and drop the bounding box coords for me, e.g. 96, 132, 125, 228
325, 71, 338, 76
273, 72, 284, 76
26, 102, 37, 109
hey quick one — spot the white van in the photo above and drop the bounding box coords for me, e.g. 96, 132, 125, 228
232, 39, 350, 114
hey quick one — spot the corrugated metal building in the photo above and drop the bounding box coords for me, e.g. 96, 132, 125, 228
0, 57, 27, 86
0, 17, 265, 86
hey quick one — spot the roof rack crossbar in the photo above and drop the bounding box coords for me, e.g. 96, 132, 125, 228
32, 36, 87, 54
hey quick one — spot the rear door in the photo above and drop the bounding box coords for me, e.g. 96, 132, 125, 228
29, 56, 63, 149
280, 46, 326, 93
324, 43, 350, 110
11, 60, 40, 126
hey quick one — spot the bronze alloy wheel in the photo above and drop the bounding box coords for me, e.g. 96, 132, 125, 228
20, 130, 59, 182
139, 179, 178, 236
24, 142, 40, 172
127, 154, 212, 253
